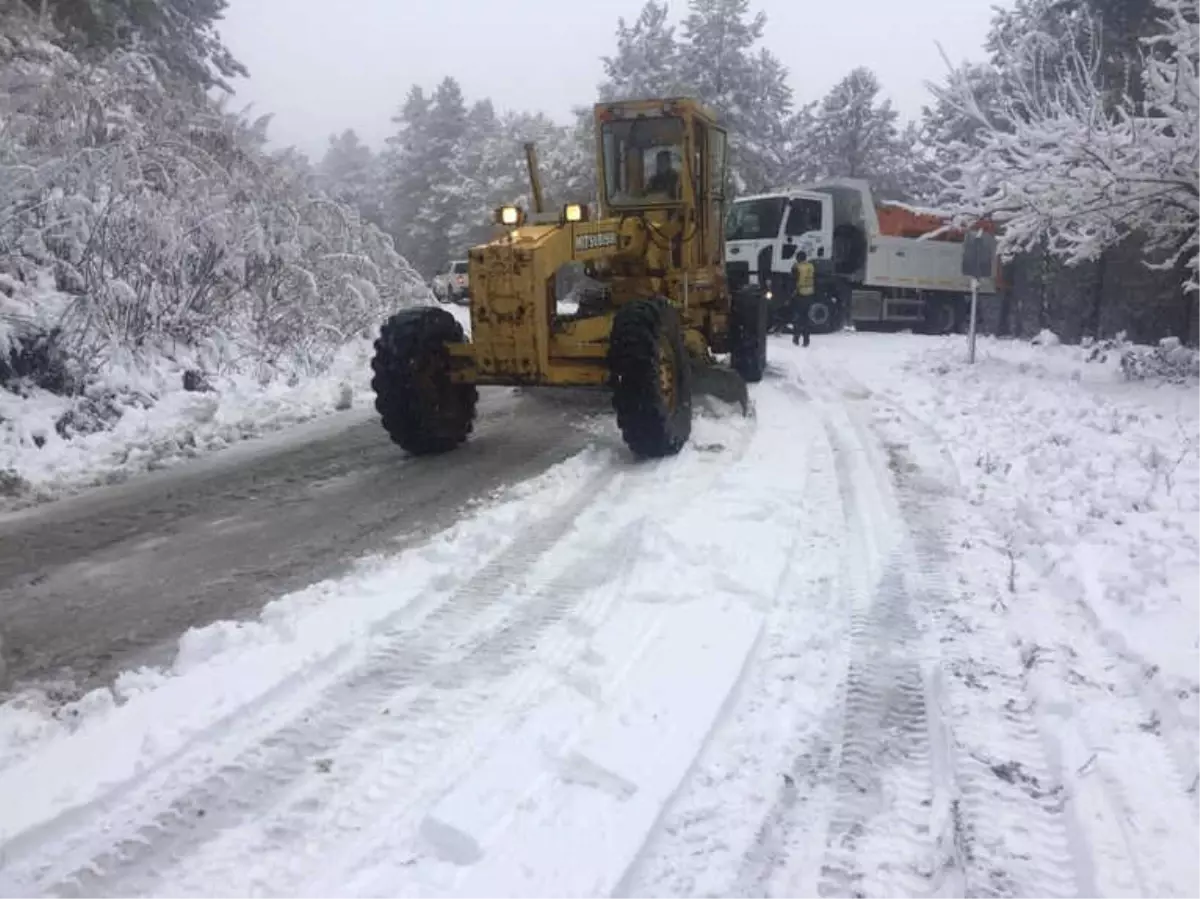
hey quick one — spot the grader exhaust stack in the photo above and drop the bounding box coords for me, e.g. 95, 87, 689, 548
523, 142, 545, 215
370, 97, 767, 459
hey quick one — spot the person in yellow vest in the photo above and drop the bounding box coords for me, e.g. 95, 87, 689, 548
791, 250, 815, 347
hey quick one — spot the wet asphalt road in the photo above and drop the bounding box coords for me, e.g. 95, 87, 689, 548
0, 387, 607, 696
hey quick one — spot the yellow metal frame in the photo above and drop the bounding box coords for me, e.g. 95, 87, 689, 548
449, 97, 732, 388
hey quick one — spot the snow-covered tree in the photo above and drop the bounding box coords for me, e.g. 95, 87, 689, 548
380, 85, 433, 273
418, 77, 472, 274
318, 129, 382, 227
937, 0, 1199, 294
805, 67, 921, 199
676, 0, 793, 193
600, 1, 680, 100
0, 4, 426, 392
916, 62, 1006, 198
22, 0, 246, 91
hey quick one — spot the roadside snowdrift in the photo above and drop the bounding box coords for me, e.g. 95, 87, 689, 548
857, 332, 1200, 898
0, 305, 470, 511
889, 333, 1198, 689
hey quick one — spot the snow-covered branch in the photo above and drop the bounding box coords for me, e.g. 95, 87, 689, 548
936, 0, 1199, 293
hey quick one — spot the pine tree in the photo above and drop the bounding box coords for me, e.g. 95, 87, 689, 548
381, 85, 433, 274
420, 77, 471, 273
678, 0, 764, 111
807, 67, 918, 199
675, 0, 793, 193
599, 1, 680, 100
318, 129, 382, 227
25, 0, 246, 91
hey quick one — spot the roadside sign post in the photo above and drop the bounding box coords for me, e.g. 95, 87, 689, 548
961, 228, 997, 365
968, 277, 979, 364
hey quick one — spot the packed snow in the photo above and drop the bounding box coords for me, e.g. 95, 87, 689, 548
0, 330, 1196, 897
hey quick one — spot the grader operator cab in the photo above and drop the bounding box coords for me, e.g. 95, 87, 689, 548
370, 97, 768, 459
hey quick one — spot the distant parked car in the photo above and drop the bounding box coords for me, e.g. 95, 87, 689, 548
432, 259, 470, 305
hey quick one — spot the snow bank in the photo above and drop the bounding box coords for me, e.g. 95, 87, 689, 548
0, 339, 371, 510
0, 304, 471, 511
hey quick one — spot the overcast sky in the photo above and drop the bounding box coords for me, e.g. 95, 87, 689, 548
217, 0, 1011, 160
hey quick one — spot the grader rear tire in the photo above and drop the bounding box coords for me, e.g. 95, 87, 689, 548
608, 299, 692, 459
370, 306, 478, 455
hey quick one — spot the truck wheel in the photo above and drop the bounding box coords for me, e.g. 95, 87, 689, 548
808, 297, 840, 334
608, 298, 692, 459
371, 306, 478, 455
924, 299, 960, 335
731, 289, 768, 382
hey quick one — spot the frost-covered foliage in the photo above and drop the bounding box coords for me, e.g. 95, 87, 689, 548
17, 0, 246, 92
0, 13, 427, 393
935, 0, 1199, 295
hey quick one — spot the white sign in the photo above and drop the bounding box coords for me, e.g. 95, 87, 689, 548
575, 231, 618, 252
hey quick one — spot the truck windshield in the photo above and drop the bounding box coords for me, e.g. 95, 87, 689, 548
725, 198, 786, 241
601, 117, 685, 206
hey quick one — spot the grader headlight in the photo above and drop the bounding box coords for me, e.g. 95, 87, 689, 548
495, 205, 524, 227
561, 202, 588, 224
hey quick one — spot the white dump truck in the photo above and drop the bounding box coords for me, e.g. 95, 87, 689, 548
724, 178, 998, 334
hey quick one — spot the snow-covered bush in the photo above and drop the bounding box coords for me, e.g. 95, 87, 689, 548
1120, 337, 1200, 383
0, 15, 428, 398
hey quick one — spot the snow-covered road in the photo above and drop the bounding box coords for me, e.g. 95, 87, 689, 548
1, 333, 1195, 897
0, 387, 601, 694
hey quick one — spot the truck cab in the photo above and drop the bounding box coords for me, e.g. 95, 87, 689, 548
724, 190, 834, 296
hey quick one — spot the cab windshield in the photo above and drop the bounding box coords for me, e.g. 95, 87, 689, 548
601, 117, 685, 207
725, 197, 786, 241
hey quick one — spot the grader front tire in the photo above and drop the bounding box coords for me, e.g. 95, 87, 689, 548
608, 299, 693, 459
370, 306, 478, 455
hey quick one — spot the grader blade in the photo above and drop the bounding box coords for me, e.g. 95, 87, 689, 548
690, 362, 749, 415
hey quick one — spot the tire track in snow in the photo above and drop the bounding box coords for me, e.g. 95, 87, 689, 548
617, 373, 845, 898
627, 354, 934, 898
4, 411, 760, 897
810, 395, 945, 899
295, 414, 761, 898
154, 521, 645, 898
831, 365, 1086, 897
0, 463, 621, 897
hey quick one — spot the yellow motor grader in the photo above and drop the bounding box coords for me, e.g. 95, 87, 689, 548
370, 97, 768, 459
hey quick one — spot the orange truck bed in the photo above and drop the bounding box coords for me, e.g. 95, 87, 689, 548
875, 201, 997, 242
